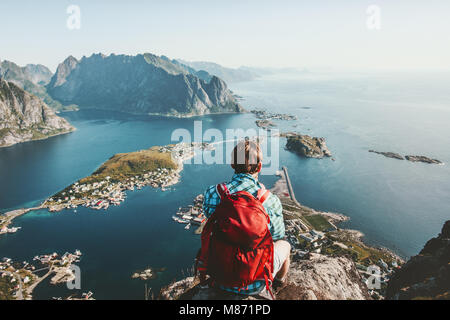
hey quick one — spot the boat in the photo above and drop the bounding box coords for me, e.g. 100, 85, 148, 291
185, 223, 191, 230
171, 216, 189, 224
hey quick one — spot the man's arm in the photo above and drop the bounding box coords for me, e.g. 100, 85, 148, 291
202, 185, 220, 218
264, 194, 285, 241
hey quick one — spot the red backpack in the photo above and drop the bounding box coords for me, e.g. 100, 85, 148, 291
196, 183, 274, 295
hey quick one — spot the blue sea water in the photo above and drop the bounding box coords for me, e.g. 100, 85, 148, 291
0, 71, 449, 299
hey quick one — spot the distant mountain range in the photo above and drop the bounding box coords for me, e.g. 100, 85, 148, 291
0, 60, 52, 85
1, 52, 256, 147
177, 60, 305, 83
47, 53, 244, 117
1, 53, 304, 119
0, 60, 77, 111
176, 60, 260, 83
0, 78, 74, 147
1, 53, 305, 119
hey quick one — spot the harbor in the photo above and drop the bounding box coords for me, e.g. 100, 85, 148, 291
172, 194, 206, 233
1, 250, 89, 300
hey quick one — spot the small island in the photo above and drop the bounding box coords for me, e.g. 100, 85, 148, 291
404, 155, 442, 164
369, 150, 443, 165
284, 133, 332, 158
369, 150, 404, 160
251, 109, 298, 121
251, 109, 298, 130
255, 119, 276, 130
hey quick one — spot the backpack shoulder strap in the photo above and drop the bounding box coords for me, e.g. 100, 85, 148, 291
257, 185, 271, 204
216, 183, 230, 200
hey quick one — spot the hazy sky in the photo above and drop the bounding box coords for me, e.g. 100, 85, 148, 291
1, 0, 450, 72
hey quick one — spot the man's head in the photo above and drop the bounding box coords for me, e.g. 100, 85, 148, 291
231, 139, 263, 175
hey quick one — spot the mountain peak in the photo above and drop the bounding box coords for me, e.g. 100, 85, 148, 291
50, 56, 79, 87
47, 52, 244, 117
64, 55, 79, 64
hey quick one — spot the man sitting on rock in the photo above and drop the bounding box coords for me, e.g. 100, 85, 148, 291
197, 139, 290, 298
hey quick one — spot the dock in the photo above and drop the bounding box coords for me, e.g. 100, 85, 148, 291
1, 205, 44, 234
282, 166, 301, 207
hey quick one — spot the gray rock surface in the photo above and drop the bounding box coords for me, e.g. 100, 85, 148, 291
0, 78, 74, 147
255, 119, 276, 129
275, 253, 370, 300
160, 253, 370, 300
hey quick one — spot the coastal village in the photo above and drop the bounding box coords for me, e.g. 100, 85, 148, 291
43, 142, 212, 213
0, 143, 210, 236
0, 250, 94, 300
172, 194, 206, 233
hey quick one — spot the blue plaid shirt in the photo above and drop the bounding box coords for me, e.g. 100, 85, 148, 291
202, 173, 285, 295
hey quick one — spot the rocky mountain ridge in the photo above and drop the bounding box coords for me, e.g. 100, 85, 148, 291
386, 220, 450, 300
0, 59, 76, 111
0, 78, 74, 147
176, 60, 260, 83
0, 60, 53, 85
47, 53, 244, 117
